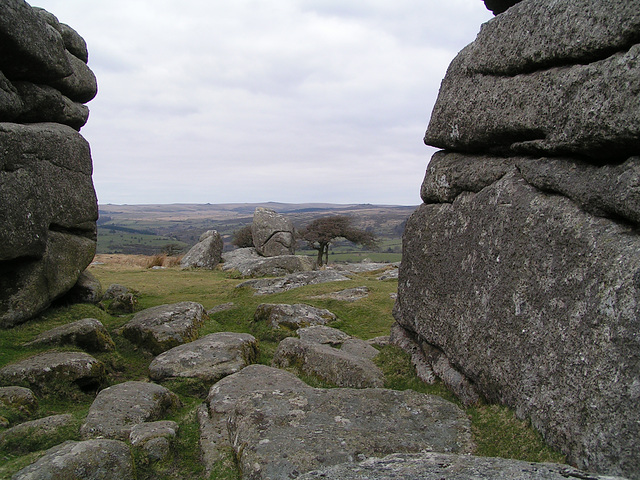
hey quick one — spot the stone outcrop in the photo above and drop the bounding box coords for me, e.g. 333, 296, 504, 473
0, 386, 38, 421
24, 317, 115, 352
80, 381, 180, 441
11, 439, 134, 480
238, 270, 349, 295
253, 303, 337, 329
121, 301, 207, 355
149, 332, 258, 383
298, 452, 628, 480
0, 1, 98, 327
222, 247, 314, 277
0, 351, 105, 396
395, 1, 640, 478
309, 286, 370, 302
200, 364, 473, 479
251, 207, 295, 256
180, 230, 223, 269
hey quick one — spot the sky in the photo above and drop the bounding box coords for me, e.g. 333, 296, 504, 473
30, 1, 493, 206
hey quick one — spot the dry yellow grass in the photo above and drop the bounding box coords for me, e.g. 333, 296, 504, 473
91, 254, 182, 269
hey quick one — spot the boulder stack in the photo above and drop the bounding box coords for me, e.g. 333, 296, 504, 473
0, 0, 98, 327
251, 207, 296, 257
394, 1, 640, 478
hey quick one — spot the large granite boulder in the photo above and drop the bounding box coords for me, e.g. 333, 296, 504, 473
222, 247, 314, 277
253, 303, 337, 330
396, 1, 640, 478
0, 1, 98, 328
180, 230, 223, 269
251, 207, 295, 257
24, 317, 115, 352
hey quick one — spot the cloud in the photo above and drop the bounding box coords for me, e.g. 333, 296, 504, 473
30, 0, 492, 205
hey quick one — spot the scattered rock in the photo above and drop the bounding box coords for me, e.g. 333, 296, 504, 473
121, 301, 207, 355
377, 269, 398, 280
229, 386, 473, 479
24, 317, 115, 352
309, 286, 369, 302
367, 336, 390, 348
61, 269, 102, 304
222, 247, 314, 277
0, 414, 75, 454
107, 292, 138, 315
0, 351, 105, 396
272, 336, 384, 388
130, 420, 178, 462
102, 284, 130, 300
297, 325, 351, 346
0, 386, 38, 420
251, 207, 295, 257
149, 332, 258, 383
207, 302, 234, 315
12, 439, 135, 480
331, 262, 399, 273
81, 381, 180, 440
238, 270, 349, 295
180, 230, 223, 269
298, 452, 626, 480
253, 303, 336, 330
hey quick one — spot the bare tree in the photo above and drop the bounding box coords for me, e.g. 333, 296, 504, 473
298, 216, 377, 266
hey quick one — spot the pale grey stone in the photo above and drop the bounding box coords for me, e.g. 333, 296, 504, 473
251, 207, 295, 257
222, 247, 314, 277
238, 270, 349, 295
0, 386, 38, 419
253, 303, 336, 329
180, 230, 223, 269
24, 317, 115, 352
308, 286, 369, 302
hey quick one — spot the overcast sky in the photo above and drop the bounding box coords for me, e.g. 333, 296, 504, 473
30, 1, 493, 206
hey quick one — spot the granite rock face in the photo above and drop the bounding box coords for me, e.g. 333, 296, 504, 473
180, 230, 224, 269
251, 207, 295, 257
396, 1, 640, 478
0, 1, 98, 327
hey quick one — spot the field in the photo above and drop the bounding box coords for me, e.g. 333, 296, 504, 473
97, 202, 414, 260
0, 255, 565, 479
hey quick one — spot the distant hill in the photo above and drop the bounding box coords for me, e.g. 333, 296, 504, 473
97, 203, 417, 259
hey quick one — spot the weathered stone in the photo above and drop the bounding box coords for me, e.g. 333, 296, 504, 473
12, 81, 89, 129
122, 302, 207, 355
309, 286, 369, 302
180, 230, 223, 269
272, 336, 384, 388
81, 381, 180, 440
229, 387, 472, 480
298, 452, 628, 480
238, 270, 349, 295
107, 293, 138, 315
483, 0, 522, 15
200, 365, 309, 471
49, 50, 97, 103
0, 123, 97, 328
130, 420, 178, 462
12, 439, 134, 480
367, 335, 390, 348
297, 325, 351, 346
207, 302, 234, 315
33, 8, 88, 63
425, 0, 640, 161
24, 317, 115, 352
0, 414, 75, 453
102, 283, 130, 300
149, 332, 258, 383
331, 262, 399, 273
0, 352, 105, 396
0, 0, 72, 82
222, 247, 314, 277
251, 207, 295, 256
395, 166, 640, 476
62, 269, 103, 304
253, 303, 336, 330
0, 386, 38, 420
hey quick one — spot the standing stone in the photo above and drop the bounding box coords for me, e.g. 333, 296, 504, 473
251, 207, 295, 257
180, 230, 223, 269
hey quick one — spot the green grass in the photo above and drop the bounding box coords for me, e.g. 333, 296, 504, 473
0, 261, 565, 478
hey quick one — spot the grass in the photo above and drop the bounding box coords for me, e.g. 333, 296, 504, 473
0, 256, 565, 478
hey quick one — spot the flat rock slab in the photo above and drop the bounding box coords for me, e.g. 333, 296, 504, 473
298, 326, 379, 360
272, 336, 384, 388
149, 332, 258, 383
12, 439, 134, 480
121, 301, 207, 355
253, 303, 336, 330
308, 286, 370, 302
229, 387, 472, 480
24, 317, 115, 352
130, 420, 179, 462
331, 263, 399, 273
222, 248, 314, 277
0, 352, 105, 396
238, 270, 349, 295
81, 381, 180, 440
297, 452, 628, 480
